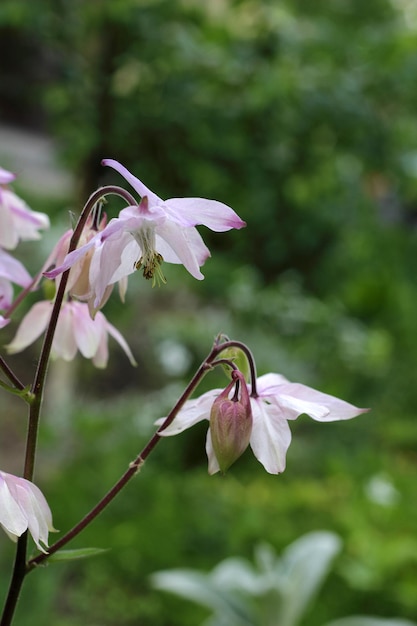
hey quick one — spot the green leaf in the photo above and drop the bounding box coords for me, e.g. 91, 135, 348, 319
48, 547, 108, 563
323, 618, 417, 626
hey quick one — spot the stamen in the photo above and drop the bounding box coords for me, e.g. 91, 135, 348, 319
134, 253, 166, 287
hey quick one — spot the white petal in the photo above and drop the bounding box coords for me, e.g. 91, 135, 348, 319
72, 302, 102, 358
206, 429, 221, 475
157, 389, 220, 435
249, 398, 292, 474
0, 314, 10, 328
155, 221, 205, 279
0, 473, 27, 537
254, 372, 291, 393
105, 316, 137, 367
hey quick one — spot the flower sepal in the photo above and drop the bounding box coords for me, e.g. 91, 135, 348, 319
209, 370, 252, 473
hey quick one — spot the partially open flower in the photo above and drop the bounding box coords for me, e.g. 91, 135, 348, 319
0, 470, 56, 552
209, 371, 253, 473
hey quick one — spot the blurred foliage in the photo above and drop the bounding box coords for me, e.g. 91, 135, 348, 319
2, 0, 417, 624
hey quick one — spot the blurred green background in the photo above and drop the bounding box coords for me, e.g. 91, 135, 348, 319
1, 0, 417, 624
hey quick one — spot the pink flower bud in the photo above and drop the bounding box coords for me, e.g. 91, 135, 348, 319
209, 371, 252, 473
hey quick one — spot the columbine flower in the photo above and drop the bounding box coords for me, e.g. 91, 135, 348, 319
0, 172, 50, 250
45, 159, 246, 308
6, 299, 136, 368
157, 373, 368, 474
0, 470, 55, 552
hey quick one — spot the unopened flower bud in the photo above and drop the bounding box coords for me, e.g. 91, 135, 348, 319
210, 370, 252, 473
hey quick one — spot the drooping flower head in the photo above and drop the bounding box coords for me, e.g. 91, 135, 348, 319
0, 470, 56, 552
6, 299, 136, 368
45, 159, 246, 310
157, 372, 368, 475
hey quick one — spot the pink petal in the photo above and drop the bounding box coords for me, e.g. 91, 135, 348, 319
72, 302, 102, 358
44, 238, 97, 279
165, 197, 246, 232
0, 248, 32, 287
102, 159, 160, 205
6, 301, 52, 353
53, 304, 77, 361
0, 167, 16, 184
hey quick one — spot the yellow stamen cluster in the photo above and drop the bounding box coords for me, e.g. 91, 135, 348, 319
135, 253, 166, 287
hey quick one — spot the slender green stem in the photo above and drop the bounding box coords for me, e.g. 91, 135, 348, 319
28, 352, 216, 569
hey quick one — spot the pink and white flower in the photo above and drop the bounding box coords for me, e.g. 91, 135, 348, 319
0, 470, 55, 552
45, 159, 246, 308
157, 373, 368, 474
0, 186, 50, 250
6, 299, 136, 368
43, 214, 127, 318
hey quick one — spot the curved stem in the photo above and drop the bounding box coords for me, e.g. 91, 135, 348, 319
28, 348, 220, 569
214, 339, 258, 395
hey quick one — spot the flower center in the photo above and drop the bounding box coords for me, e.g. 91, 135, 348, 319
132, 225, 167, 287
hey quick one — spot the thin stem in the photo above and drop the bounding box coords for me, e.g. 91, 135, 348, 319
0, 535, 28, 626
214, 339, 258, 395
0, 184, 137, 626
0, 355, 25, 391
